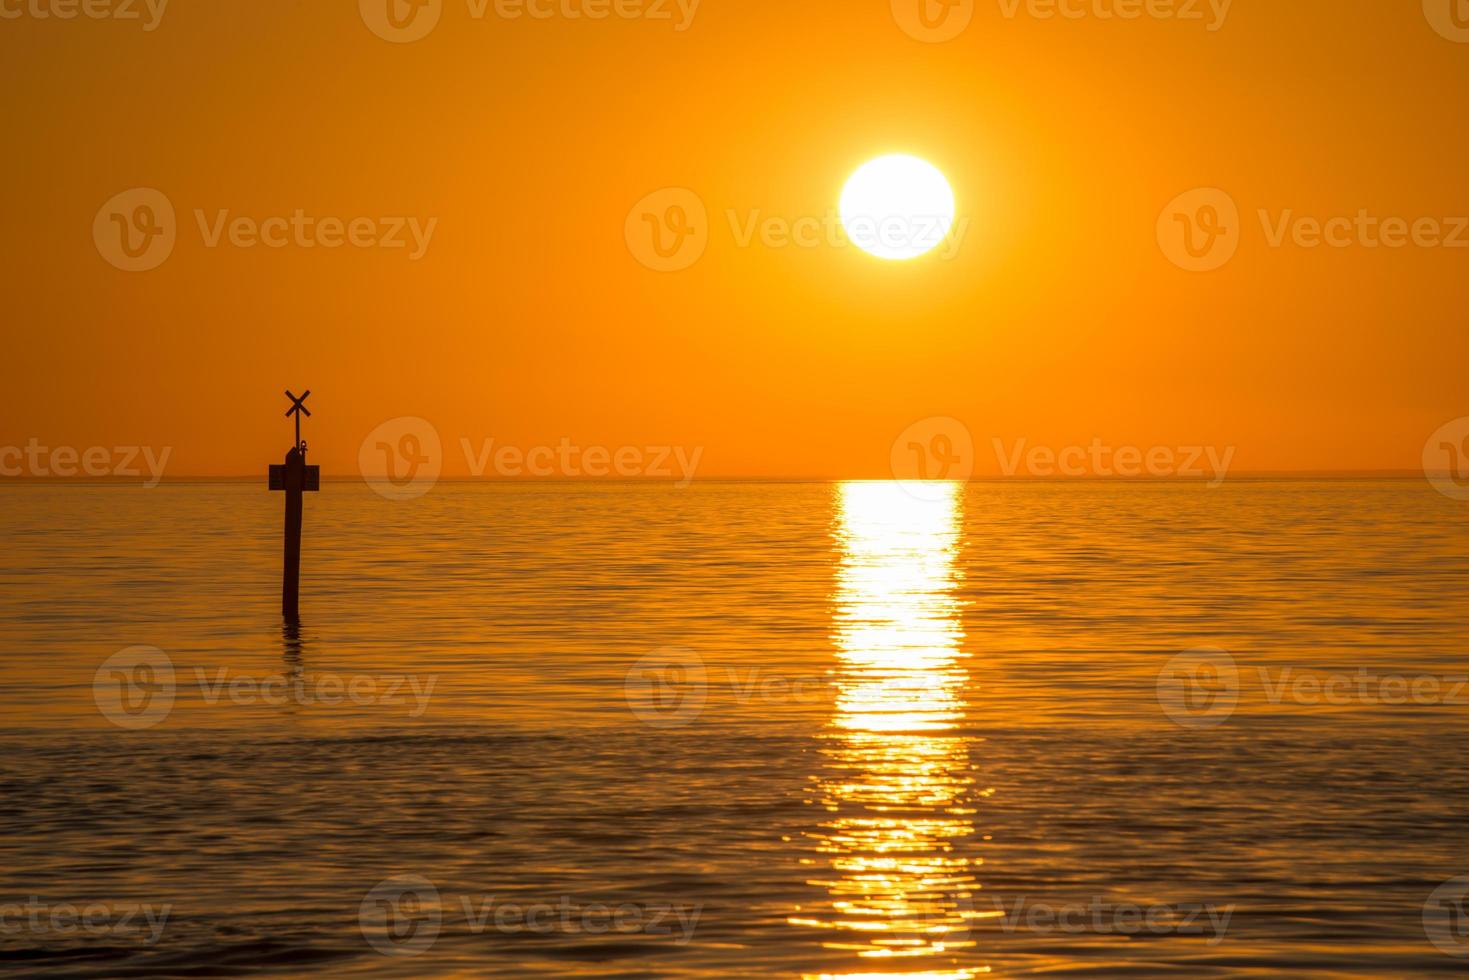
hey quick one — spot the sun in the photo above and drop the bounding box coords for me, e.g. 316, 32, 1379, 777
839, 155, 956, 261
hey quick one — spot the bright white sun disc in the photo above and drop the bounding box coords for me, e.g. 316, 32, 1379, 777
839, 155, 955, 261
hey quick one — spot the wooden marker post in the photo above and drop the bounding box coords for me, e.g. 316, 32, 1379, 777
269, 390, 320, 622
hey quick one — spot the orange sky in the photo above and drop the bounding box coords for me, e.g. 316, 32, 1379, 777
2, 0, 1467, 479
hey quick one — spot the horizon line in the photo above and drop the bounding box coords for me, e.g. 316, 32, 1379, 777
0, 470, 1440, 484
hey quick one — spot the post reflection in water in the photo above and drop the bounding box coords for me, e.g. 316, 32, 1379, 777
281, 619, 307, 682
791, 481, 992, 980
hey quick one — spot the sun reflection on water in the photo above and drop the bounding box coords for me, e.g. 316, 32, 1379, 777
792, 482, 992, 980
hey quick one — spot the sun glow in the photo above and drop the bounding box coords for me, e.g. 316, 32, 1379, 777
839, 155, 956, 261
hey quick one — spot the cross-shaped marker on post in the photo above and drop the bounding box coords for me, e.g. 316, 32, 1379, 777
285, 389, 311, 451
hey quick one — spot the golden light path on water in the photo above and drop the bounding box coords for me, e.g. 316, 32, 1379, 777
791, 482, 995, 980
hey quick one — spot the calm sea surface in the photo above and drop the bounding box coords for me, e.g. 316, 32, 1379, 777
2, 480, 1468, 978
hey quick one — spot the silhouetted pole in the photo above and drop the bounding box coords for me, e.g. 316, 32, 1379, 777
270, 390, 320, 623
281, 445, 305, 619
